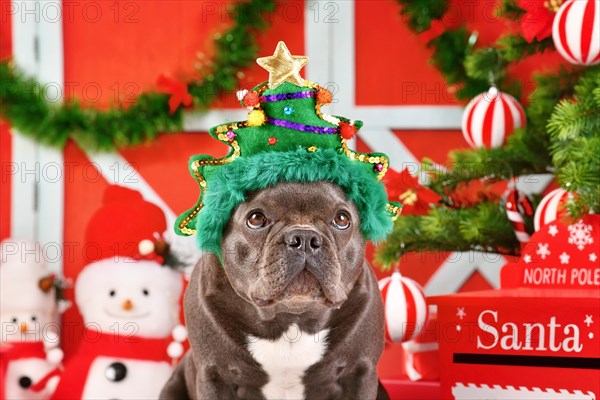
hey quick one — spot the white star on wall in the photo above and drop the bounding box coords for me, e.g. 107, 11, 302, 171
584, 315, 594, 327
548, 225, 559, 237
559, 252, 570, 265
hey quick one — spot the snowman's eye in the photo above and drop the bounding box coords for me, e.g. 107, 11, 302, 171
109, 290, 116, 297
142, 289, 149, 296
19, 376, 32, 388
11, 317, 17, 323
31, 316, 37, 322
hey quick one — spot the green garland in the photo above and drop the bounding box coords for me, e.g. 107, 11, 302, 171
0, 0, 275, 151
378, 0, 600, 266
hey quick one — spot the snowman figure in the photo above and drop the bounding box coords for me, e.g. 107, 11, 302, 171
51, 186, 192, 400
0, 239, 63, 400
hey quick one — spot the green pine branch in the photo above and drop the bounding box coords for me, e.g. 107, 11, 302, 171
548, 66, 600, 216
0, 0, 275, 151
376, 200, 525, 266
396, 0, 449, 32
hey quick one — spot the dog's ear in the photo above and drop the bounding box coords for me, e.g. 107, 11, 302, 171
197, 254, 224, 297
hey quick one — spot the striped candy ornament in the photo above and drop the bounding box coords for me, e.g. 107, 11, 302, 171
461, 87, 525, 149
534, 188, 571, 231
505, 188, 533, 243
378, 272, 428, 343
552, 0, 600, 65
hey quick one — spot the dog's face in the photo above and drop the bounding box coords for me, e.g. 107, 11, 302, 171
221, 182, 366, 315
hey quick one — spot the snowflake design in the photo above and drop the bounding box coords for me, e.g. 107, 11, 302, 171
559, 252, 570, 265
548, 225, 559, 237
568, 220, 594, 250
536, 243, 550, 260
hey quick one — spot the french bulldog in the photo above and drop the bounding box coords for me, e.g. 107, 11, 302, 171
160, 182, 389, 400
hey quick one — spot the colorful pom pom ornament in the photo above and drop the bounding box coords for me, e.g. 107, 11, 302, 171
243, 91, 260, 108
247, 109, 266, 127
339, 121, 358, 140
316, 87, 333, 105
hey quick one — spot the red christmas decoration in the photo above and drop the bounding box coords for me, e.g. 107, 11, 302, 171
552, 0, 600, 65
378, 272, 428, 343
242, 91, 260, 108
156, 74, 193, 114
338, 121, 358, 140
534, 188, 572, 231
461, 87, 526, 149
519, 0, 558, 43
383, 168, 441, 216
267, 136, 278, 145
505, 188, 533, 244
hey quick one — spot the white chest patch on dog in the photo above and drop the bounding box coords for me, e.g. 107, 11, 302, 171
247, 324, 329, 400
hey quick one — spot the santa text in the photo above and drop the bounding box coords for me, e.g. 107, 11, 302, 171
476, 310, 583, 353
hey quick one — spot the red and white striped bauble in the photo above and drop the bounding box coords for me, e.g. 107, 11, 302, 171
552, 0, 600, 65
378, 272, 428, 343
534, 188, 571, 231
461, 87, 526, 149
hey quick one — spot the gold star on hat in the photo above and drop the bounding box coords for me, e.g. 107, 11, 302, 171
256, 41, 308, 89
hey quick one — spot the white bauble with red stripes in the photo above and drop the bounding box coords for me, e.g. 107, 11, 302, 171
378, 272, 428, 343
552, 0, 600, 65
534, 188, 571, 231
461, 87, 526, 149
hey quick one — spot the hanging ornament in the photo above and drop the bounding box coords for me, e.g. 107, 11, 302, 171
461, 87, 526, 149
378, 271, 428, 343
552, 0, 600, 65
534, 188, 571, 231
504, 188, 534, 243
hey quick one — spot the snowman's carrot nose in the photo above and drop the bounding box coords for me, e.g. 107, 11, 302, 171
20, 322, 28, 332
122, 299, 133, 311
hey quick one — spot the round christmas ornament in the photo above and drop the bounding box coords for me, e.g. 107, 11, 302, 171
378, 272, 428, 343
552, 0, 600, 65
52, 186, 192, 400
174, 41, 402, 255
534, 188, 571, 231
461, 87, 526, 149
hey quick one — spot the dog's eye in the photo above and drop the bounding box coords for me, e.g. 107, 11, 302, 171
246, 212, 268, 229
332, 211, 351, 230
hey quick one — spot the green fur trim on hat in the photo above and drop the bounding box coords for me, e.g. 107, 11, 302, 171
186, 148, 393, 256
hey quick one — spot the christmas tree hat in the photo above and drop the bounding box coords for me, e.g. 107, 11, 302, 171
175, 42, 402, 255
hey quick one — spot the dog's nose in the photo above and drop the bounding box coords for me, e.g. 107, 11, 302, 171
286, 229, 322, 251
